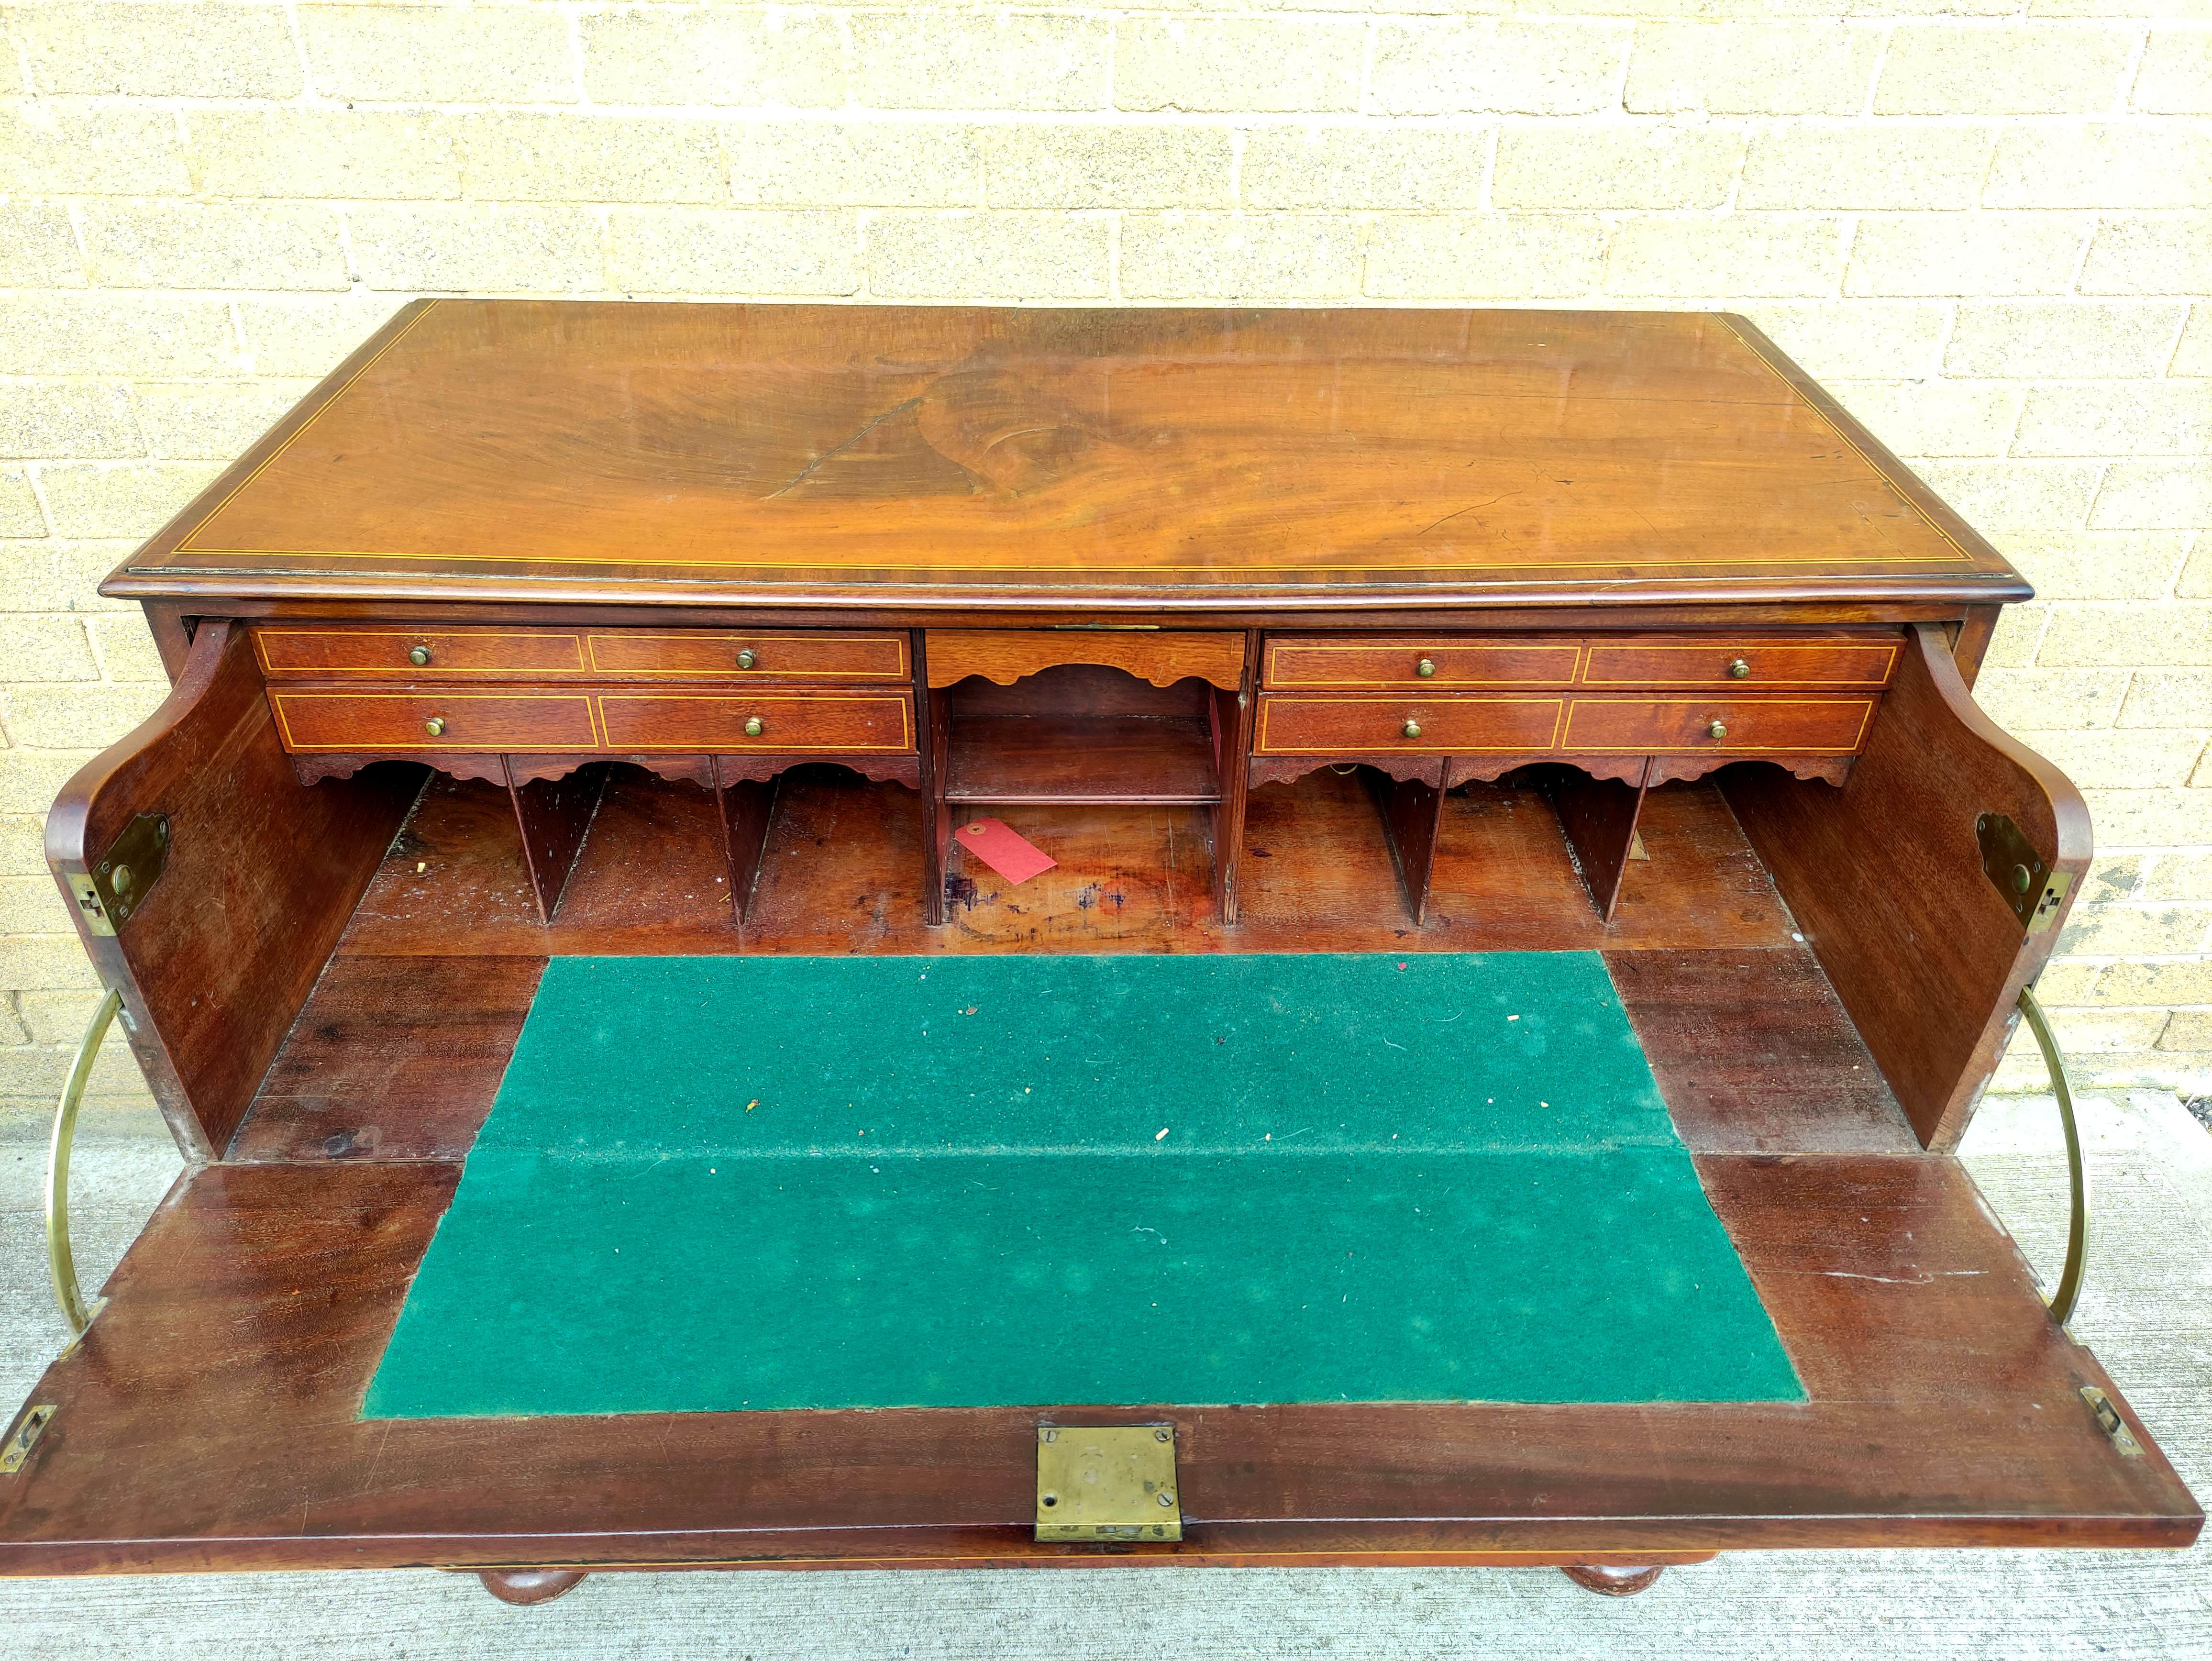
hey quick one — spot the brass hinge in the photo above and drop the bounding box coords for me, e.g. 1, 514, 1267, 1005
1036, 1424, 1182, 1543
1977, 812, 2069, 934
65, 812, 170, 937
0, 1405, 55, 1475
2080, 1386, 2144, 1458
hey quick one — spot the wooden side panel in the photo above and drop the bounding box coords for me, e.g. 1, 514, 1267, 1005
1210, 631, 1261, 924
505, 758, 606, 924
714, 764, 778, 923
1549, 759, 1652, 923
1723, 623, 2091, 1150
1366, 765, 1448, 926
43, 622, 420, 1159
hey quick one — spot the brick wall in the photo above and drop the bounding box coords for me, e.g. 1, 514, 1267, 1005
2, 1, 2208, 1118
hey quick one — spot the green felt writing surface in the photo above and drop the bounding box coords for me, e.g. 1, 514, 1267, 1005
364, 953, 1803, 1417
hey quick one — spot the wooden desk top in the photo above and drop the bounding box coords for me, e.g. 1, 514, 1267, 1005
113, 301, 2026, 614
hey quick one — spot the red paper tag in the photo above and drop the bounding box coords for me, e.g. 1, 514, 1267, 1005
952, 818, 1057, 885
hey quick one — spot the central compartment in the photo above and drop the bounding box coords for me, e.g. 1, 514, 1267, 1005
942, 664, 1229, 807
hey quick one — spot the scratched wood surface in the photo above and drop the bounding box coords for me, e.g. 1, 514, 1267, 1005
111, 303, 2024, 608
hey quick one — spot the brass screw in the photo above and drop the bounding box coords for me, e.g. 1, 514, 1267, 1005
1040, 1428, 1058, 1443
1157, 1492, 1175, 1507
743, 715, 764, 738
1154, 1428, 1172, 1442
737, 649, 756, 669
425, 716, 446, 738
1706, 720, 1727, 740
1727, 657, 1750, 679
1402, 719, 1422, 739
1415, 657, 1436, 677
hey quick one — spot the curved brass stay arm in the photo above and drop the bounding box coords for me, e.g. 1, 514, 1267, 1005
2014, 985, 2088, 1328
47, 986, 122, 1338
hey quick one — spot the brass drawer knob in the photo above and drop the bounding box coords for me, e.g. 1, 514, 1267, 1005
743, 715, 764, 738
1415, 657, 1436, 677
1727, 657, 1750, 679
424, 716, 446, 738
1707, 720, 1727, 740
736, 649, 757, 670
408, 644, 431, 667
1402, 719, 1422, 739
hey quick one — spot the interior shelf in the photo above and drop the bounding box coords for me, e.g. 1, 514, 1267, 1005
944, 715, 1221, 805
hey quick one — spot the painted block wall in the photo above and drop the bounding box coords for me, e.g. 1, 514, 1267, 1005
1, 1, 2208, 1119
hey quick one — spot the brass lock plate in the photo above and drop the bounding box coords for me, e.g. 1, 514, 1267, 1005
1035, 1424, 1182, 1543
1977, 811, 2069, 934
0, 1405, 55, 1476
66, 812, 171, 937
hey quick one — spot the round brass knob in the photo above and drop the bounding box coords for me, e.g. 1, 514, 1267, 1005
424, 716, 446, 738
408, 644, 431, 667
1402, 719, 1422, 739
736, 649, 756, 670
1415, 657, 1436, 678
1727, 657, 1750, 679
110, 864, 133, 895
743, 715, 764, 738
1707, 720, 1727, 740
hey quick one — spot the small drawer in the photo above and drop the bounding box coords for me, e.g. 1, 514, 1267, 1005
1263, 636, 1581, 690
271, 691, 598, 753
1253, 694, 1564, 755
597, 693, 916, 753
926, 630, 1244, 691
1582, 637, 1900, 689
586, 631, 910, 682
1562, 696, 1876, 754
254, 626, 585, 678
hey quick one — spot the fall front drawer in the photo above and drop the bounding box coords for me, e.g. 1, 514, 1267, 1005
270, 690, 917, 753
253, 625, 913, 683
255, 625, 586, 678
1263, 636, 1582, 690
597, 693, 914, 752
1581, 636, 1900, 689
585, 631, 910, 681
1563, 696, 1875, 754
271, 691, 599, 752
1254, 695, 1565, 754
1253, 693, 1876, 757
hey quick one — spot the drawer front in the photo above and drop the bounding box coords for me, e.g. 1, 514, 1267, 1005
271, 691, 599, 753
1254, 694, 1564, 755
255, 626, 585, 678
586, 630, 910, 682
1264, 636, 1582, 690
1562, 696, 1876, 754
597, 693, 915, 753
1582, 637, 1900, 689
926, 630, 1245, 691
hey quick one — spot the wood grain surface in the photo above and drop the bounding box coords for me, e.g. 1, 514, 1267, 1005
108, 303, 2026, 611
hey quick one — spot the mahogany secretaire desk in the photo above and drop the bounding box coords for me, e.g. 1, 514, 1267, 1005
4, 302, 2199, 1604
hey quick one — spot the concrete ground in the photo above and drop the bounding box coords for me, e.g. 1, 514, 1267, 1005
0, 1090, 2206, 1661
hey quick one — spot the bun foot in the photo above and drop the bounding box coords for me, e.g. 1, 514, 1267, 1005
1562, 1564, 1665, 1597
477, 1568, 589, 1606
